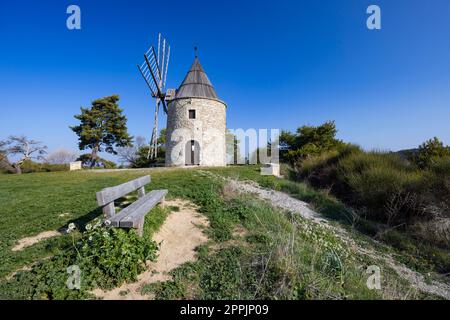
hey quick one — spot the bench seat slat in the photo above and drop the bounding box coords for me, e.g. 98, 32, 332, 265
107, 190, 160, 227
107, 189, 167, 228
96, 175, 151, 206
120, 190, 167, 228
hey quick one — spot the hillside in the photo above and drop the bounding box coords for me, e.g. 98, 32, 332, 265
0, 166, 448, 299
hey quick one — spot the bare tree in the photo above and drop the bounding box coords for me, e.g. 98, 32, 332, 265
3, 135, 47, 174
117, 135, 147, 167
45, 149, 78, 164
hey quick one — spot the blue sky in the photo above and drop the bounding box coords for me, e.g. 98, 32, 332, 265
1, 0, 450, 160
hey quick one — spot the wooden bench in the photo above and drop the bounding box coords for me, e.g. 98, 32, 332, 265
96, 175, 167, 236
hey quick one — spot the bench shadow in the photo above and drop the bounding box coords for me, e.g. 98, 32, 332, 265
63, 207, 104, 232
64, 193, 141, 231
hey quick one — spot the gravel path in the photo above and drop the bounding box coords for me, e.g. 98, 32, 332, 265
227, 179, 324, 222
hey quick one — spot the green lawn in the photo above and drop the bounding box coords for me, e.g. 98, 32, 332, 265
0, 167, 439, 299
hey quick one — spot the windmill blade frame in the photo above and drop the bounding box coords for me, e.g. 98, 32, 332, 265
144, 54, 168, 114
137, 33, 171, 161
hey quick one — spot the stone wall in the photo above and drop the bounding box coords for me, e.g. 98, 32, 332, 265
165, 97, 226, 167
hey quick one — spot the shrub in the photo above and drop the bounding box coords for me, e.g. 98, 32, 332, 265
427, 157, 450, 214
294, 149, 432, 225
299, 149, 340, 178
410, 218, 450, 249
77, 154, 116, 169
77, 222, 158, 289
287, 141, 450, 262
0, 152, 14, 173
409, 137, 450, 169
337, 151, 411, 176
20, 160, 69, 173
0, 219, 158, 299
345, 153, 426, 223
337, 152, 424, 223
131, 145, 165, 168
295, 144, 361, 190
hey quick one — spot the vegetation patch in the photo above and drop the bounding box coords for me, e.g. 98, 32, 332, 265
141, 177, 421, 300
0, 167, 446, 299
0, 219, 158, 300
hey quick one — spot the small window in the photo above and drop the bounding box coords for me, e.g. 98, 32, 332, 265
188, 109, 196, 119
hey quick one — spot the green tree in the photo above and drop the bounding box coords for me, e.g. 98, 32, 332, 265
296, 121, 339, 151
280, 121, 341, 164
279, 130, 296, 151
158, 128, 166, 146
70, 95, 132, 167
226, 129, 242, 164
412, 137, 450, 169
131, 129, 166, 168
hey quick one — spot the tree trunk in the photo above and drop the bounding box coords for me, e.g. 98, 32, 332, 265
13, 163, 22, 174
91, 145, 99, 168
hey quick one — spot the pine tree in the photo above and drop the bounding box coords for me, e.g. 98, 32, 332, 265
413, 137, 450, 168
70, 95, 132, 167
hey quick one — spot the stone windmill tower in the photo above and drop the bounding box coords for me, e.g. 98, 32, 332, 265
165, 55, 227, 167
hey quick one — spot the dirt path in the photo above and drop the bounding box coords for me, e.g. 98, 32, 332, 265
92, 199, 209, 300
223, 176, 450, 300
227, 179, 325, 222
12, 230, 62, 251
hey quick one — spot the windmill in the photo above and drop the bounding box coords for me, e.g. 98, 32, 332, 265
137, 33, 174, 160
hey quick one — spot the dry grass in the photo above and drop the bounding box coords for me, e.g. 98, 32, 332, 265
411, 218, 450, 248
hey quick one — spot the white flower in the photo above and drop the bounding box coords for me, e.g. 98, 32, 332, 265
66, 223, 76, 233
85, 223, 92, 231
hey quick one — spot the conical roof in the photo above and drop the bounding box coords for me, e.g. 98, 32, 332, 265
175, 57, 219, 100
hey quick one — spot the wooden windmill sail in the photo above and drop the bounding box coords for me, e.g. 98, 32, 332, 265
137, 33, 174, 160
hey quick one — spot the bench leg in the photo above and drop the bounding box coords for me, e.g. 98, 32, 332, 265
160, 196, 166, 208
137, 186, 145, 198
136, 217, 145, 237
103, 202, 115, 219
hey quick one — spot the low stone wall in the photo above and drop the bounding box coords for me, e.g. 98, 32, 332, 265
69, 161, 82, 171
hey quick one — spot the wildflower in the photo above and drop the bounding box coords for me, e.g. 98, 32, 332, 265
66, 223, 76, 234
85, 223, 92, 231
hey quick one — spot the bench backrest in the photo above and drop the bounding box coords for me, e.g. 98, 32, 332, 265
96, 175, 151, 217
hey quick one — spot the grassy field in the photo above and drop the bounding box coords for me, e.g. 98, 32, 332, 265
0, 166, 443, 299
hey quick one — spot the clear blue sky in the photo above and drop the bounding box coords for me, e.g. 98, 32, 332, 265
1, 0, 450, 160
